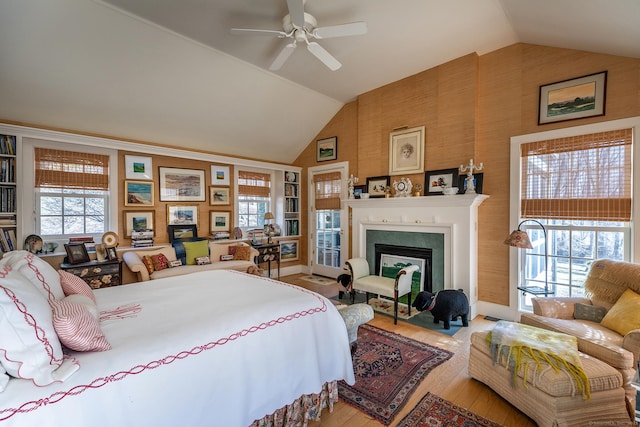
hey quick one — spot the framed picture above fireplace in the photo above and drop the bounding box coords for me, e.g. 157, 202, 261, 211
366, 175, 390, 198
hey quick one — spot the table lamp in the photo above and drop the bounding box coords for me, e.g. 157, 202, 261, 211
264, 212, 275, 243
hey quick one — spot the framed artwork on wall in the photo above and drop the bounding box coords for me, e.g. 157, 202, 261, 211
167, 205, 198, 225
159, 167, 205, 202
168, 224, 198, 243
210, 211, 230, 231
316, 137, 337, 162
125, 155, 153, 180
124, 211, 154, 237
538, 71, 607, 125
280, 240, 299, 261
124, 180, 154, 206
424, 168, 459, 196
366, 176, 390, 198
210, 165, 230, 186
389, 126, 425, 175
209, 186, 230, 205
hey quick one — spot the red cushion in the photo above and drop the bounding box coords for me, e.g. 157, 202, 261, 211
151, 253, 169, 271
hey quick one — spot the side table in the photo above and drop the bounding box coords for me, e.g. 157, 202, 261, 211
59, 259, 123, 289
252, 243, 280, 279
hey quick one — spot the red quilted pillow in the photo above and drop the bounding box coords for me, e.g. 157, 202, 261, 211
142, 255, 154, 275
151, 253, 169, 271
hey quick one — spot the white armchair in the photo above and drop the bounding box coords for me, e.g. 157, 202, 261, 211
345, 257, 419, 324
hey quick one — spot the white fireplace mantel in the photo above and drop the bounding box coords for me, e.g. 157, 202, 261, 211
343, 194, 489, 317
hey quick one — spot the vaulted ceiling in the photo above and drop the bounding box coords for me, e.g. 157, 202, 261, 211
0, 0, 638, 163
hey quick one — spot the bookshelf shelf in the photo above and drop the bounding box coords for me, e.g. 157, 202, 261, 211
283, 171, 300, 237
0, 134, 17, 253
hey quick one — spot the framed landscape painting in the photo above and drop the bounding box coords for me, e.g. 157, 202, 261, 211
159, 167, 205, 202
538, 71, 607, 124
167, 205, 198, 225
124, 211, 154, 237
124, 180, 154, 206
316, 137, 337, 162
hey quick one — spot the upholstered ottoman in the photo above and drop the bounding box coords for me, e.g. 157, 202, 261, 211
337, 303, 374, 353
468, 330, 632, 427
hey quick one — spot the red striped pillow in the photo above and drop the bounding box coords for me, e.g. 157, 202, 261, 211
58, 270, 96, 303
51, 295, 111, 352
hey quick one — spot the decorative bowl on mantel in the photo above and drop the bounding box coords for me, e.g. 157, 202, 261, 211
443, 187, 459, 195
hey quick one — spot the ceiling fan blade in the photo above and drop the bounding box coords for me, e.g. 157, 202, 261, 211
270, 42, 297, 71
230, 28, 287, 38
312, 22, 367, 39
286, 0, 305, 28
306, 42, 341, 71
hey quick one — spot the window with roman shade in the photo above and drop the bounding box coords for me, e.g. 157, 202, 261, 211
35, 148, 110, 190
238, 170, 271, 198
314, 171, 341, 210
237, 170, 271, 228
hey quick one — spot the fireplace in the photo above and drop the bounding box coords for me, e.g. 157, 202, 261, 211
374, 243, 432, 292
344, 194, 488, 317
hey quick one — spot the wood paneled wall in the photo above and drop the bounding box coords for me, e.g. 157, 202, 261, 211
294, 43, 640, 307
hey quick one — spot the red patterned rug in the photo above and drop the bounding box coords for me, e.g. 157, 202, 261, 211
396, 392, 503, 426
338, 324, 453, 425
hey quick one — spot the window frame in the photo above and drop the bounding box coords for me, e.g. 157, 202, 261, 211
235, 167, 274, 232
21, 138, 118, 244
509, 117, 640, 315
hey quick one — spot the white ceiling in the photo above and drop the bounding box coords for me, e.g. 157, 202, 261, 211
0, 0, 638, 163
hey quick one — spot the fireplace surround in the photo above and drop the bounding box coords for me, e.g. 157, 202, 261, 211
344, 194, 488, 317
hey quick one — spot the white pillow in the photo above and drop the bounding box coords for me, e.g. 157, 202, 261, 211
52, 295, 110, 352
0, 266, 77, 385
2, 251, 65, 301
59, 270, 96, 303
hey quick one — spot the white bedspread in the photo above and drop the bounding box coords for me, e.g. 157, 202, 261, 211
0, 270, 355, 427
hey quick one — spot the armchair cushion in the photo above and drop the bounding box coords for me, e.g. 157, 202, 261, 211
601, 289, 640, 336
574, 302, 607, 323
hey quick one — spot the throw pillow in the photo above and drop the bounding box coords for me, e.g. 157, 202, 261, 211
183, 240, 210, 265
600, 288, 640, 336
150, 253, 169, 271
0, 266, 72, 385
51, 294, 110, 352
142, 255, 155, 275
231, 245, 252, 261
58, 270, 96, 303
2, 250, 65, 301
574, 302, 607, 323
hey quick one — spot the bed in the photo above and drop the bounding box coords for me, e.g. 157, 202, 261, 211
0, 255, 355, 427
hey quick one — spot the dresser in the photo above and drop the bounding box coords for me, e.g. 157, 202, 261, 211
59, 259, 123, 289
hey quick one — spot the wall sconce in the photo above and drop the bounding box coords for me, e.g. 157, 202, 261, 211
504, 219, 553, 296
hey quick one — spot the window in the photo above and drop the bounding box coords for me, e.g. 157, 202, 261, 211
237, 170, 271, 228
35, 148, 110, 238
515, 128, 632, 307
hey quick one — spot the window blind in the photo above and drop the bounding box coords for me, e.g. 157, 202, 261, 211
238, 171, 271, 197
520, 128, 632, 221
35, 148, 109, 190
314, 172, 341, 210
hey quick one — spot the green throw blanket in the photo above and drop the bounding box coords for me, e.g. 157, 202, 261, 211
487, 321, 590, 399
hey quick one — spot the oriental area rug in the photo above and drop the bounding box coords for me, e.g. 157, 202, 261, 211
395, 392, 503, 427
338, 324, 453, 425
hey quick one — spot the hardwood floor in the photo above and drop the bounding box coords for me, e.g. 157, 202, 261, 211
281, 274, 536, 427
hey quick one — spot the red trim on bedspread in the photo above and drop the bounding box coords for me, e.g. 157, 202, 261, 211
0, 275, 328, 421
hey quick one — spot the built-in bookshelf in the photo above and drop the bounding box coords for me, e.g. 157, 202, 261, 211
284, 171, 300, 236
0, 134, 17, 252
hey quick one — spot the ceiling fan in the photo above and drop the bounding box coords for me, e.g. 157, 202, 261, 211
230, 0, 367, 71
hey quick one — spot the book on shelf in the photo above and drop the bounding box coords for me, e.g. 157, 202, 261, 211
0, 229, 10, 252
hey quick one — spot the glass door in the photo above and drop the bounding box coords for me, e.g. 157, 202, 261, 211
309, 164, 348, 278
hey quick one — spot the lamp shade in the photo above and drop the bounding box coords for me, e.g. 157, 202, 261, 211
264, 212, 274, 220
504, 230, 533, 249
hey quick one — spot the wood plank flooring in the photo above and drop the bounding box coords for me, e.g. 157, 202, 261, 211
281, 274, 536, 427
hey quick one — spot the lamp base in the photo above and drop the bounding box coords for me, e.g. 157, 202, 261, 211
517, 286, 554, 296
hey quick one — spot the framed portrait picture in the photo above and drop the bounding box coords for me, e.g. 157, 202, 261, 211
159, 167, 205, 202
211, 165, 230, 186
424, 168, 459, 196
124, 211, 154, 237
458, 173, 484, 194
124, 180, 154, 206
209, 186, 230, 205
280, 240, 299, 261
538, 71, 607, 125
167, 205, 198, 225
389, 126, 425, 175
125, 155, 153, 180
316, 137, 337, 162
210, 211, 230, 231
366, 175, 390, 198
64, 243, 90, 264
